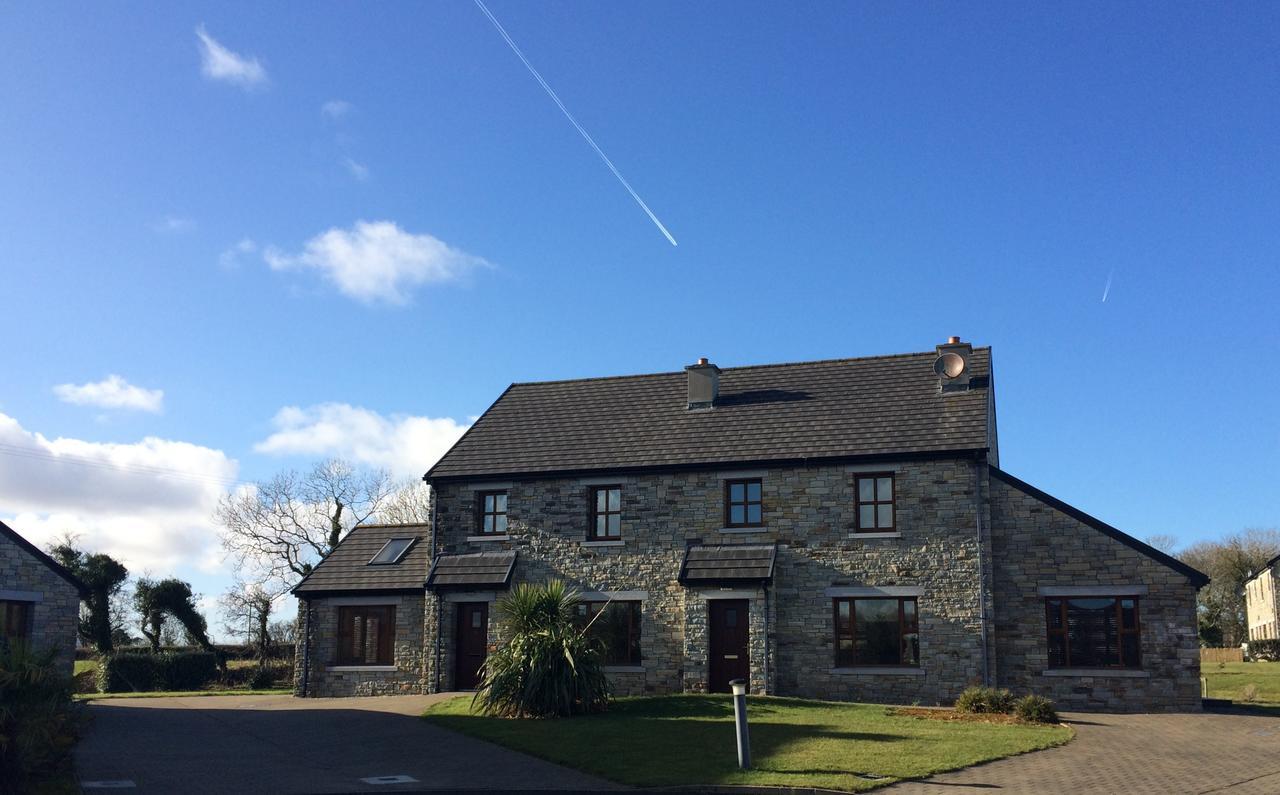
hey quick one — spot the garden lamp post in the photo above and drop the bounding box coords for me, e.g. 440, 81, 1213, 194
729, 678, 751, 770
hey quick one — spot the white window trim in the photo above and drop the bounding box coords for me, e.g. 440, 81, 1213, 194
847, 531, 902, 540
717, 469, 767, 480
698, 589, 759, 600
469, 481, 513, 491
831, 666, 925, 676
582, 540, 625, 548
718, 527, 766, 535
467, 535, 510, 543
1038, 586, 1149, 597
326, 596, 404, 607
825, 586, 923, 598
844, 463, 902, 473
578, 590, 648, 601
328, 665, 398, 672
442, 591, 498, 603
577, 476, 630, 486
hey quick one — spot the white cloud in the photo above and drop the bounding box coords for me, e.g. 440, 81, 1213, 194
343, 157, 370, 181
196, 26, 267, 89
263, 220, 489, 305
218, 238, 258, 269
0, 412, 237, 574
155, 216, 196, 234
321, 100, 352, 119
254, 403, 468, 479
54, 375, 164, 413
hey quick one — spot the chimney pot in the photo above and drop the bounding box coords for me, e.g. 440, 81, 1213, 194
697, 357, 708, 366
948, 336, 961, 345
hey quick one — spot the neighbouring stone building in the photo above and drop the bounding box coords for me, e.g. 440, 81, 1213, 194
1, 519, 86, 675
1244, 554, 1280, 642
293, 339, 1207, 711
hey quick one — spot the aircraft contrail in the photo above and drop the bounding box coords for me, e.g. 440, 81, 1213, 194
473, 0, 678, 246
1102, 269, 1114, 303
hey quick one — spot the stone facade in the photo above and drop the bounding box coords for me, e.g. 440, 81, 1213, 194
989, 475, 1202, 712
293, 456, 1203, 713
0, 528, 82, 676
294, 594, 426, 697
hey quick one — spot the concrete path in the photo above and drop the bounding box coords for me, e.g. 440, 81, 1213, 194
888, 708, 1280, 794
74, 693, 622, 793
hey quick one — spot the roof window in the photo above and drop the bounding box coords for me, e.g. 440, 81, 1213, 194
368, 537, 417, 565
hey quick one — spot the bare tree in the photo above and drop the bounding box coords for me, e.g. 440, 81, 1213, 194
215, 458, 394, 588
377, 478, 432, 525
1181, 527, 1280, 647
220, 580, 285, 661
1145, 534, 1179, 554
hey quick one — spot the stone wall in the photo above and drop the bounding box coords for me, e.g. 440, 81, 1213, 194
294, 594, 426, 697
432, 456, 993, 705
989, 475, 1202, 712
0, 530, 81, 676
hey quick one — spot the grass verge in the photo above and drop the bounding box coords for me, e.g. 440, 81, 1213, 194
76, 689, 290, 701
423, 694, 1072, 792
1202, 661, 1280, 704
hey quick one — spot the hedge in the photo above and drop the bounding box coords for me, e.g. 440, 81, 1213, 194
1250, 639, 1280, 662
97, 652, 219, 693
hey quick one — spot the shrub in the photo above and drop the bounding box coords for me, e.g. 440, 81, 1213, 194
473, 581, 610, 718
1242, 683, 1260, 703
954, 686, 1016, 714
1013, 694, 1059, 723
1250, 639, 1280, 662
97, 652, 218, 692
248, 661, 291, 690
0, 644, 84, 792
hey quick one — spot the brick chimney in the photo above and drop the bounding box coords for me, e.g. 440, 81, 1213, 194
685, 357, 720, 410
935, 336, 973, 393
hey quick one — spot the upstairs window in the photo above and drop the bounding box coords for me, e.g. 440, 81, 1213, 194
574, 601, 642, 665
725, 479, 763, 528
478, 491, 508, 535
854, 473, 895, 532
834, 597, 919, 667
0, 600, 32, 651
589, 486, 622, 540
1045, 596, 1141, 669
368, 537, 416, 565
336, 605, 396, 666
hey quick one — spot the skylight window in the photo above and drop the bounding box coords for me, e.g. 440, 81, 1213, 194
369, 537, 416, 565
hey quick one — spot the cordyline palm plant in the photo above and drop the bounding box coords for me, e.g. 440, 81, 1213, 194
472, 581, 610, 718
0, 644, 84, 792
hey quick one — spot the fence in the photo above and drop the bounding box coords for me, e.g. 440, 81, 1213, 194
1201, 647, 1244, 664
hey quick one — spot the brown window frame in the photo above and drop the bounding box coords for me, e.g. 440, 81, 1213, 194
724, 478, 764, 528
477, 490, 509, 535
336, 605, 396, 666
0, 600, 33, 649
574, 600, 642, 666
1045, 596, 1141, 670
588, 485, 623, 540
833, 596, 920, 668
853, 472, 896, 532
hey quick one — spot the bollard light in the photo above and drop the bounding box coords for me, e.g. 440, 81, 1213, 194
729, 678, 751, 770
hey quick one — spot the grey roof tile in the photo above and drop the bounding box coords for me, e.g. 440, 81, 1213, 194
426, 349, 992, 479
292, 524, 430, 595
426, 551, 517, 590
680, 544, 776, 584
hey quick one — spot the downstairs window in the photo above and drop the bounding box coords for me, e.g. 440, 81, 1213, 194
0, 600, 32, 650
1045, 596, 1140, 669
574, 601, 642, 665
336, 605, 396, 666
833, 597, 919, 667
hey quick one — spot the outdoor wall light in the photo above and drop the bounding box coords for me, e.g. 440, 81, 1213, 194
729, 678, 751, 770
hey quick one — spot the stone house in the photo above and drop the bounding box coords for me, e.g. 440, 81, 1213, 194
1244, 554, 1280, 642
293, 338, 1208, 711
1, 519, 86, 675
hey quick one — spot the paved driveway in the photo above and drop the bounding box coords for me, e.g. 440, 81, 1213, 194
74, 693, 621, 793
888, 708, 1280, 794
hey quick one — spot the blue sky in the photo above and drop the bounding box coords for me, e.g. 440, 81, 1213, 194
2, 3, 1277, 635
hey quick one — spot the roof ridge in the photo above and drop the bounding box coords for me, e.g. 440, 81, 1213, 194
510, 347, 992, 388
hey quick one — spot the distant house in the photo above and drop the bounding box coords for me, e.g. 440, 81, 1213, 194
293, 338, 1209, 711
0, 519, 86, 674
1244, 554, 1280, 643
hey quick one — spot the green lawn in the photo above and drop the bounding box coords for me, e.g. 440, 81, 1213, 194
423, 694, 1072, 792
76, 689, 290, 701
1203, 661, 1280, 703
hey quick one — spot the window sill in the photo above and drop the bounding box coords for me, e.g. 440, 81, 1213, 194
847, 532, 902, 539
328, 665, 397, 672
831, 666, 925, 676
466, 535, 510, 543
1041, 668, 1149, 678
602, 665, 645, 673
719, 527, 766, 534
582, 540, 625, 547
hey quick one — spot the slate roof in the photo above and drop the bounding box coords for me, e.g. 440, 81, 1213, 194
426, 551, 517, 591
0, 519, 89, 596
679, 544, 777, 585
292, 524, 431, 596
426, 348, 993, 480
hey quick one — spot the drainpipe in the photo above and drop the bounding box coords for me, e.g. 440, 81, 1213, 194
761, 582, 771, 694
974, 453, 991, 687
429, 480, 442, 694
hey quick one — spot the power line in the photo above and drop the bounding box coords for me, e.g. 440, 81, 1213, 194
0, 443, 247, 488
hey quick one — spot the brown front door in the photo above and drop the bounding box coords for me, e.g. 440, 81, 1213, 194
454, 602, 488, 690
708, 599, 749, 693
